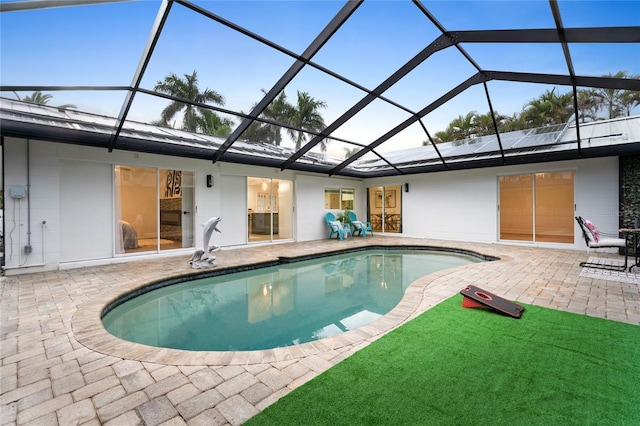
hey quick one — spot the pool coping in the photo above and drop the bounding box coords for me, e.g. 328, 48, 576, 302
72, 244, 502, 366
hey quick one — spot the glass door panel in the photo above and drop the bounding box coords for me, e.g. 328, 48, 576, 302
248, 177, 271, 242
115, 166, 158, 254
159, 169, 195, 250
248, 177, 293, 242
368, 186, 383, 232
499, 175, 534, 241
383, 185, 402, 233
368, 185, 402, 233
180, 172, 195, 248
274, 179, 293, 240
535, 172, 574, 243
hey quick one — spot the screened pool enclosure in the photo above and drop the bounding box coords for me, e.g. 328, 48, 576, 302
1, 0, 639, 178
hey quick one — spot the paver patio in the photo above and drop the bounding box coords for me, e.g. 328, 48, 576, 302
1, 236, 639, 425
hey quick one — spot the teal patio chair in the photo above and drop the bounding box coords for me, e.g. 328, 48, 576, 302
347, 211, 373, 238
325, 212, 352, 240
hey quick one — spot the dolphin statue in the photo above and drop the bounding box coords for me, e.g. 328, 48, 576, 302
188, 216, 222, 268
202, 216, 222, 255
189, 249, 205, 264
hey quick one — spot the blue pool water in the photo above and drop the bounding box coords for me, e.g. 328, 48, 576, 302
102, 249, 480, 351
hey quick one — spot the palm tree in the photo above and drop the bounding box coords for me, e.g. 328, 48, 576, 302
22, 91, 52, 104
20, 90, 77, 109
285, 91, 327, 151
262, 91, 293, 146
239, 117, 272, 143
430, 130, 453, 144
576, 72, 639, 119
239, 90, 294, 145
448, 112, 477, 143
548, 89, 574, 124
196, 109, 234, 137
431, 72, 634, 141
594, 71, 627, 118
592, 71, 629, 119
499, 113, 526, 133
576, 89, 600, 123
343, 146, 360, 158
619, 84, 640, 117
523, 88, 573, 127
154, 70, 224, 132
473, 112, 498, 136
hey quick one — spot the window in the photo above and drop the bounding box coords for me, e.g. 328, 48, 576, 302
341, 188, 354, 210
499, 171, 574, 243
324, 187, 354, 210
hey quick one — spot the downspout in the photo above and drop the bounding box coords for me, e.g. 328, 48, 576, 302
25, 139, 32, 253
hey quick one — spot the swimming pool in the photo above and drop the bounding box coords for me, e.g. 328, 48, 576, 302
102, 249, 481, 351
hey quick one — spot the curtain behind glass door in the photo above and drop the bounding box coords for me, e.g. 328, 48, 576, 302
499, 172, 574, 243
499, 175, 534, 241
535, 172, 574, 243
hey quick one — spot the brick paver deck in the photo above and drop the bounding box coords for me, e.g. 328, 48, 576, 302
1, 237, 639, 425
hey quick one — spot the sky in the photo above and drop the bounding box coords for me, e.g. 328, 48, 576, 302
1, 0, 639, 156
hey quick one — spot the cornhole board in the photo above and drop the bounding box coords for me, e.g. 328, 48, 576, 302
460, 285, 525, 319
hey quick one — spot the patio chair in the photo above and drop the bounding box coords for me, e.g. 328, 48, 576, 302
347, 211, 373, 238
325, 212, 352, 240
575, 216, 626, 270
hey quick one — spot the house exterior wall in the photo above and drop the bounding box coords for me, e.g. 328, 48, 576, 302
2, 137, 366, 274
295, 173, 365, 242
1, 136, 620, 275
370, 157, 619, 248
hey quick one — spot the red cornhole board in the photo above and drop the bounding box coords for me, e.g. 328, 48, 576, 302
460, 285, 525, 319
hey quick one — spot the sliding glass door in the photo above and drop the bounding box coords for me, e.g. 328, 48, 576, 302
368, 185, 402, 233
499, 171, 574, 243
247, 177, 293, 243
115, 166, 194, 254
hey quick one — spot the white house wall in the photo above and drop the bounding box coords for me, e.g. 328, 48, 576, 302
218, 174, 247, 247
295, 174, 365, 242
4, 138, 61, 271
573, 158, 621, 237
1, 138, 364, 274
60, 159, 113, 262
368, 157, 619, 249
402, 170, 497, 243
1, 136, 622, 274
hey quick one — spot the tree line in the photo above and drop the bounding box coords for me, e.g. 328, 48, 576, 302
12, 70, 329, 152
14, 69, 639, 154
429, 70, 640, 145
153, 70, 328, 151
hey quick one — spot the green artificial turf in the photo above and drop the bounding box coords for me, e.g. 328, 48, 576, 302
247, 294, 640, 425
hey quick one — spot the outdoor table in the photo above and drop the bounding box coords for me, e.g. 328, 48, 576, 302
619, 228, 640, 272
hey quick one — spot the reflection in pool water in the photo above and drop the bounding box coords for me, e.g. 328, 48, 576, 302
102, 250, 479, 351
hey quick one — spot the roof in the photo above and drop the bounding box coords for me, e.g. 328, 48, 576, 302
1, 0, 639, 177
